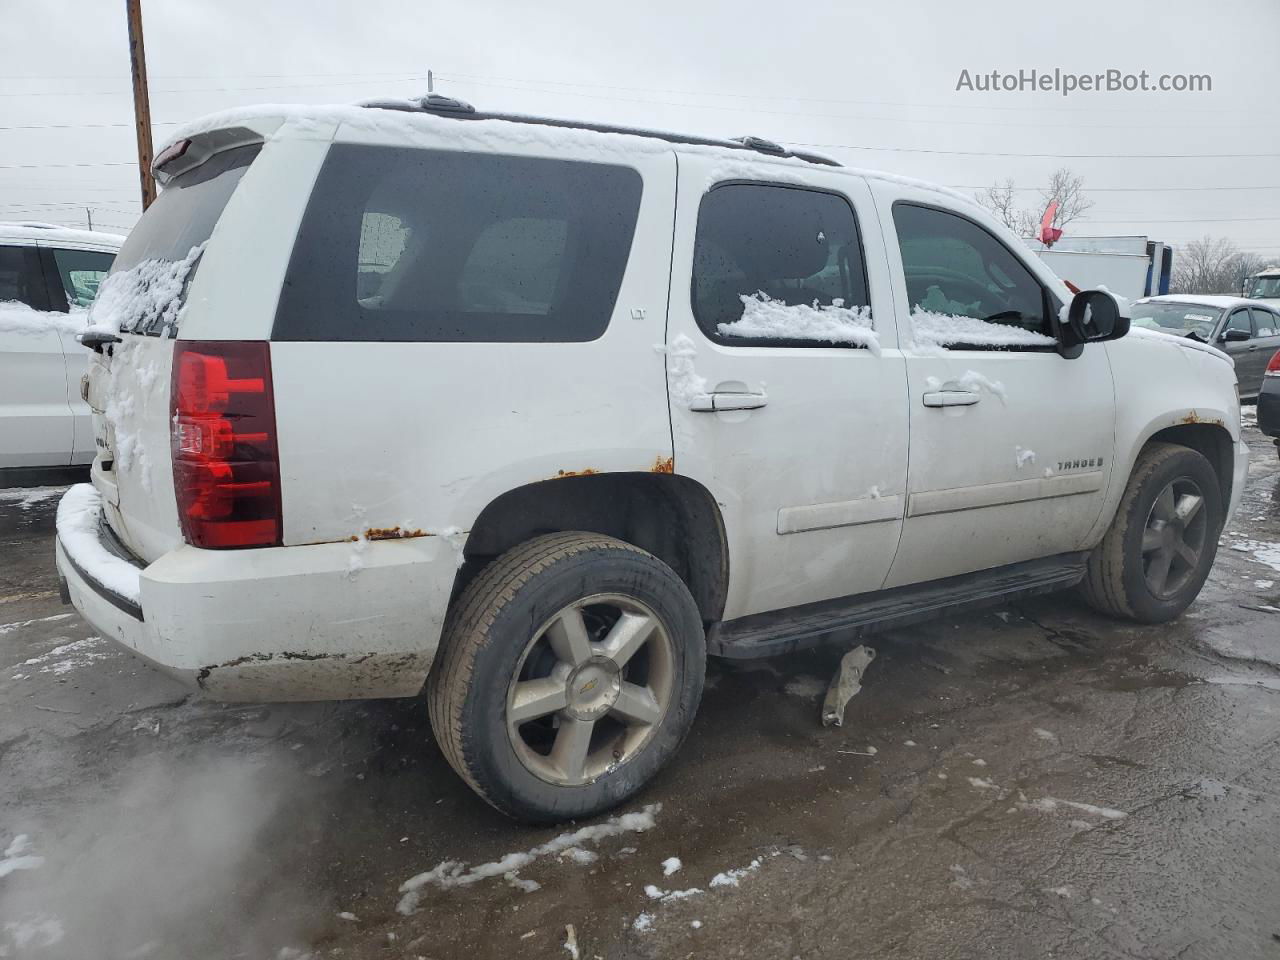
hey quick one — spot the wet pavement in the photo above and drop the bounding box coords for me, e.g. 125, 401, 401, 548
1, 423, 1278, 960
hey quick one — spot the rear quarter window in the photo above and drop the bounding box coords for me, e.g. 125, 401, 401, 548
273, 145, 644, 342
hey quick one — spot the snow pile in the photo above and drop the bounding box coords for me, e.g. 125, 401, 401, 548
55, 484, 142, 603
0, 835, 44, 879
86, 243, 205, 337
0, 301, 86, 337
717, 293, 880, 353
396, 803, 660, 914
661, 856, 682, 876
655, 335, 709, 406
909, 307, 1056, 349
644, 883, 703, 903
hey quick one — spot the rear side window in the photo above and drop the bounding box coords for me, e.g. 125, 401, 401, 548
1251, 308, 1278, 338
112, 144, 261, 273
692, 183, 870, 347
50, 248, 116, 309
0, 245, 49, 311
1226, 310, 1252, 337
273, 146, 644, 342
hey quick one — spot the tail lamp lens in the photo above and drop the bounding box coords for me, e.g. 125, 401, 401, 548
170, 341, 281, 549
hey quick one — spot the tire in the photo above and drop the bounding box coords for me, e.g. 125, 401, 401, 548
427, 532, 706, 823
1080, 442, 1223, 623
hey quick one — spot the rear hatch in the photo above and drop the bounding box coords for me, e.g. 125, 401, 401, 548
86, 142, 261, 563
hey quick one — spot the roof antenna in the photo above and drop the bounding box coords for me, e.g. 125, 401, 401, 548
427, 70, 434, 94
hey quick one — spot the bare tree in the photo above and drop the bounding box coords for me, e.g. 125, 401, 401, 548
1039, 168, 1094, 230
974, 169, 1091, 237
1171, 236, 1267, 294
974, 179, 1036, 235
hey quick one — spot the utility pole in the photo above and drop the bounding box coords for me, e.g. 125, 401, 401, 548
125, 0, 156, 210
85, 207, 94, 231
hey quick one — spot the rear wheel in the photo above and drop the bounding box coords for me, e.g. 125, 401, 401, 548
1080, 442, 1223, 623
428, 532, 705, 823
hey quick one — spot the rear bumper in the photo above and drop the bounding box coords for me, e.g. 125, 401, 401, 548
55, 488, 457, 702
1257, 380, 1280, 439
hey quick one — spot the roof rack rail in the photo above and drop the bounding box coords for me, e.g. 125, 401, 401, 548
362, 94, 842, 167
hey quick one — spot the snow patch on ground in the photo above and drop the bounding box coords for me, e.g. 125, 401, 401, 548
661, 856, 682, 876
396, 804, 660, 913
1033, 728, 1057, 741
709, 853, 773, 888
967, 777, 998, 790
908, 307, 1057, 350
631, 913, 654, 933
0, 835, 45, 879
0, 486, 68, 509
1204, 676, 1280, 692
55, 484, 141, 602
1227, 539, 1280, 574
0, 614, 72, 637
21, 637, 114, 676
1021, 797, 1127, 820
717, 293, 880, 353
1, 915, 64, 952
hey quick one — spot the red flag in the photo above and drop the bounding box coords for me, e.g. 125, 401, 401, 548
1039, 201, 1063, 247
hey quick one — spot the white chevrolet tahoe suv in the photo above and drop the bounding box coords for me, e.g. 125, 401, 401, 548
55, 96, 1249, 822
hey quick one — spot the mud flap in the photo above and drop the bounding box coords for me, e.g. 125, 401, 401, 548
821, 645, 876, 727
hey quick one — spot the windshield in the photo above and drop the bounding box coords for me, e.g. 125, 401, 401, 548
1248, 276, 1280, 299
1130, 302, 1221, 339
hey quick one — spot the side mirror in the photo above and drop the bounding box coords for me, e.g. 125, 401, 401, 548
1061, 289, 1130, 355
1220, 328, 1251, 343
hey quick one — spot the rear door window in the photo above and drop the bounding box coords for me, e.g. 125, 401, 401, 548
1250, 308, 1278, 338
0, 245, 49, 311
691, 182, 871, 347
274, 146, 644, 342
50, 248, 116, 309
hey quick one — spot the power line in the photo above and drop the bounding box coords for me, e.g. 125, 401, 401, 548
950, 183, 1280, 193
788, 140, 1280, 160
0, 161, 134, 170
0, 74, 431, 97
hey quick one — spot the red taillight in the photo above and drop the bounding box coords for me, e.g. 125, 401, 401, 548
171, 341, 282, 549
1266, 349, 1280, 377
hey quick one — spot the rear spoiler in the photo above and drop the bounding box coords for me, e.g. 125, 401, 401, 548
151, 124, 272, 184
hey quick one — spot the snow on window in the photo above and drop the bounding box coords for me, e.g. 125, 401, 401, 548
55, 484, 142, 603
716, 292, 880, 353
908, 307, 1056, 350
86, 242, 205, 338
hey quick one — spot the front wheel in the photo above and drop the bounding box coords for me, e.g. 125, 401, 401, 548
427, 532, 706, 823
1080, 442, 1223, 623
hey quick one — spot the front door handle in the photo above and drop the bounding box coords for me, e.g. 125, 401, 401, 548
689, 391, 769, 412
922, 390, 980, 408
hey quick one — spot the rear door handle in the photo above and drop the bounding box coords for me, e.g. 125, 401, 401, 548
689, 391, 769, 412
922, 390, 980, 408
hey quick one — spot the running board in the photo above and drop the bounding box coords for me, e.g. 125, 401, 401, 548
707, 553, 1088, 659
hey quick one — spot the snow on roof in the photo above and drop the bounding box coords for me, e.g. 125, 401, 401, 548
0, 222, 125, 248
1136, 293, 1259, 311
162, 101, 980, 211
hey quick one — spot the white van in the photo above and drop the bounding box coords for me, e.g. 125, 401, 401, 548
55, 97, 1248, 821
0, 222, 123, 470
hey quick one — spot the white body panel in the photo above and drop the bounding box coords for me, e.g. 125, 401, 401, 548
666, 156, 910, 617
869, 181, 1118, 586
0, 228, 121, 469
55, 105, 1247, 702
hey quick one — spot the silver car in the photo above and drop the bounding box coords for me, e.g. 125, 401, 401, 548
1132, 294, 1280, 399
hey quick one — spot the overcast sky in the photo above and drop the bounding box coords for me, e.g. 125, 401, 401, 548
2, 0, 1277, 259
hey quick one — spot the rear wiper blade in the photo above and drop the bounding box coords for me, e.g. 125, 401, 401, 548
78, 330, 121, 353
